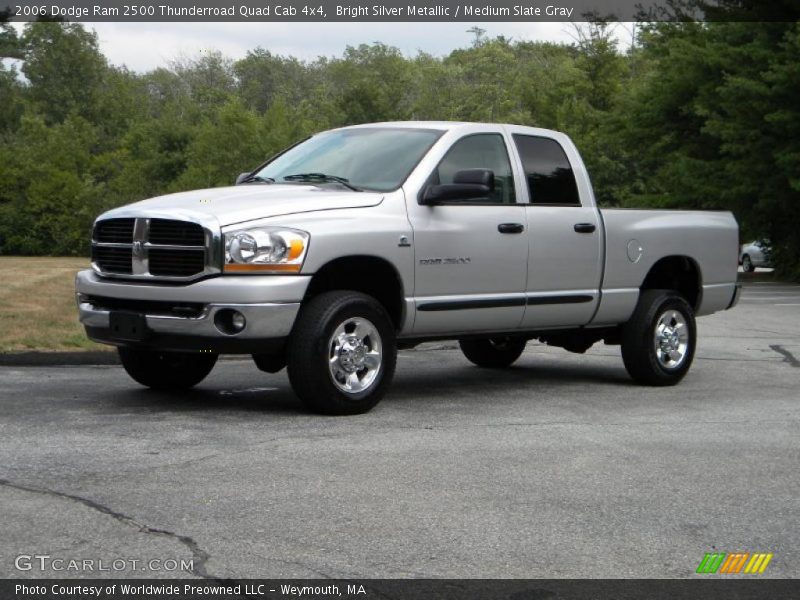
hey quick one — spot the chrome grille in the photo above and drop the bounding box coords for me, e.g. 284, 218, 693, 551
93, 218, 135, 243
149, 219, 205, 246
92, 246, 133, 274
91, 217, 218, 281
149, 248, 205, 276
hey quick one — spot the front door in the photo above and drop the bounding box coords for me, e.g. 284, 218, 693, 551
407, 133, 529, 335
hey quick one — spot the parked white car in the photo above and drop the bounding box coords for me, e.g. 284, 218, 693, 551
740, 240, 771, 272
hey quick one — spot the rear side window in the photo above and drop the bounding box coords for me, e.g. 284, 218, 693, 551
512, 135, 581, 206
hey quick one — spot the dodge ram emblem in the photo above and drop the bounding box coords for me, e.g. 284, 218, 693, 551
132, 240, 144, 259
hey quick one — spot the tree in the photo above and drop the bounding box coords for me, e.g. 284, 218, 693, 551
172, 100, 267, 190
325, 43, 415, 124
0, 61, 23, 133
608, 15, 800, 278
169, 50, 235, 109
0, 113, 101, 254
1, 18, 798, 280
20, 22, 108, 123
234, 48, 309, 113
0, 9, 23, 59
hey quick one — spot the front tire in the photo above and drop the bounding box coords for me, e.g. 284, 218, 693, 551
118, 347, 218, 390
287, 291, 397, 415
742, 254, 755, 272
459, 337, 527, 368
621, 289, 696, 386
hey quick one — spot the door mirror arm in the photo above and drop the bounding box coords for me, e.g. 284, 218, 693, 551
420, 183, 492, 205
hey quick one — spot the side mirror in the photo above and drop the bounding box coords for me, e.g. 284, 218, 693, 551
235, 172, 251, 185
453, 168, 495, 187
420, 169, 494, 205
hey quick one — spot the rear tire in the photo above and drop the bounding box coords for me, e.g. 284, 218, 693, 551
287, 291, 397, 415
621, 289, 696, 386
459, 337, 527, 368
118, 347, 218, 390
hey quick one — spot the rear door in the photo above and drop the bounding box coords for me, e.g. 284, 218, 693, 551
407, 132, 529, 335
509, 132, 603, 328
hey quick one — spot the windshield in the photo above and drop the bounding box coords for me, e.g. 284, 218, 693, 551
253, 127, 443, 192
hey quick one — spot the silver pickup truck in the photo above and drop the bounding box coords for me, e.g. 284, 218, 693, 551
76, 122, 741, 414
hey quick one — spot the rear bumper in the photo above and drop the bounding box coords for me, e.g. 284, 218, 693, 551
697, 282, 740, 316
727, 281, 743, 310
75, 270, 309, 353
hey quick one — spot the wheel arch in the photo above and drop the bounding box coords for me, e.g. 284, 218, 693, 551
640, 255, 702, 310
303, 255, 406, 331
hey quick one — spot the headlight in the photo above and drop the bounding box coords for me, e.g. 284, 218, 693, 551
223, 227, 309, 273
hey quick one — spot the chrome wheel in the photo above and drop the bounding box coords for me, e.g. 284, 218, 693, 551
653, 309, 689, 369
328, 317, 383, 394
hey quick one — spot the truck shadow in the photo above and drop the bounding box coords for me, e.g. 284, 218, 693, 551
106, 384, 302, 415
103, 359, 631, 415
390, 361, 631, 398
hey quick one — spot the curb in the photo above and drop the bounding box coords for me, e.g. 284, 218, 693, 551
0, 352, 260, 367
0, 351, 120, 367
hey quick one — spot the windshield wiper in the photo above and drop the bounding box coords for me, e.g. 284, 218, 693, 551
240, 175, 275, 184
282, 173, 362, 192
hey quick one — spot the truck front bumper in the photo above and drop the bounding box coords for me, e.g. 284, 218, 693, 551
75, 270, 310, 353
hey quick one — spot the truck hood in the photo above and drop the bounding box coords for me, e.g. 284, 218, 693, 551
99, 184, 384, 227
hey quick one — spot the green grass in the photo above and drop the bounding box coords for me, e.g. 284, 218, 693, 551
0, 257, 109, 353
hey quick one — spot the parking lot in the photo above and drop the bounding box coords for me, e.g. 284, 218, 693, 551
1, 278, 798, 579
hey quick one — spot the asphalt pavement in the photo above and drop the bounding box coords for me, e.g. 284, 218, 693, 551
1, 278, 798, 579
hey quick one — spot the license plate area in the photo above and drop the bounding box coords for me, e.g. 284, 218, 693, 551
109, 311, 149, 342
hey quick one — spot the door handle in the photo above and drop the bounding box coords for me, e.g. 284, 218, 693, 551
574, 223, 596, 233
498, 223, 525, 234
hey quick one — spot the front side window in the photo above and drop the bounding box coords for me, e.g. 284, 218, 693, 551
431, 134, 516, 204
254, 127, 443, 192
512, 135, 581, 206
